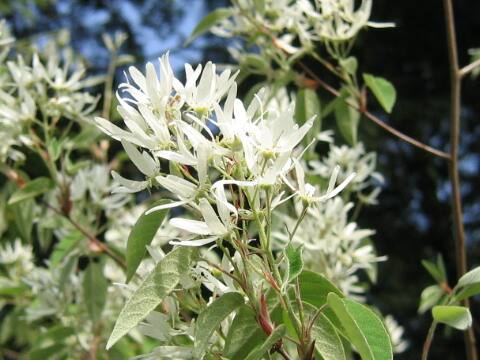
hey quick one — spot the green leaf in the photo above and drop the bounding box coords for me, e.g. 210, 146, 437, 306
339, 57, 358, 75
224, 305, 266, 359
450, 267, 480, 302
363, 73, 396, 113
8, 177, 54, 205
83, 261, 108, 323
244, 325, 286, 360
51, 231, 83, 266
283, 244, 304, 288
126, 202, 170, 282
453, 283, 480, 303
457, 266, 480, 288
10, 199, 35, 242
186, 8, 232, 45
327, 293, 393, 360
418, 285, 445, 314
106, 247, 196, 349
298, 271, 344, 308
194, 292, 245, 358
311, 313, 347, 360
421, 255, 447, 284
295, 88, 321, 127
432, 305, 472, 330
334, 95, 360, 146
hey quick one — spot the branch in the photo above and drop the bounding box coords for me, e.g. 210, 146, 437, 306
234, 6, 450, 161
297, 61, 451, 160
44, 202, 127, 270
460, 58, 480, 78
443, 1, 478, 359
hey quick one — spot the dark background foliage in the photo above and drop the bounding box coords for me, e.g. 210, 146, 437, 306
2, 0, 480, 358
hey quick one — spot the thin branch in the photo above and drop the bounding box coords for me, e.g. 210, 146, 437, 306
443, 1, 478, 359
44, 202, 127, 269
297, 61, 451, 160
459, 58, 480, 78
234, 5, 450, 161
421, 321, 438, 360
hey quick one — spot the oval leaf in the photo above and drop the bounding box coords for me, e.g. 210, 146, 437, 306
83, 261, 108, 323
283, 244, 304, 290
327, 293, 393, 360
295, 88, 321, 126
308, 306, 346, 360
363, 73, 396, 113
432, 305, 472, 330
194, 292, 245, 357
106, 247, 196, 349
126, 202, 170, 282
334, 96, 360, 146
457, 266, 480, 288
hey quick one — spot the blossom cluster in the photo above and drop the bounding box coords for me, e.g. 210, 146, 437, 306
211, 0, 394, 55
0, 31, 99, 163
95, 53, 352, 248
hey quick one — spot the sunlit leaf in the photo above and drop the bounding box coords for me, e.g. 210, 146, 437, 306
126, 201, 170, 282
83, 260, 108, 323
106, 247, 197, 349
363, 73, 396, 113
432, 305, 472, 330
327, 293, 393, 360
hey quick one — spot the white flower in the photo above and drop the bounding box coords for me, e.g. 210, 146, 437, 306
292, 160, 355, 204
273, 197, 385, 298
169, 190, 237, 246
174, 61, 238, 114
309, 142, 383, 203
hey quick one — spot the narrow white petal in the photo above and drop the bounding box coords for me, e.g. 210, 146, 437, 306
146, 200, 188, 215
122, 140, 157, 177
169, 218, 211, 235
199, 199, 226, 235
169, 236, 218, 247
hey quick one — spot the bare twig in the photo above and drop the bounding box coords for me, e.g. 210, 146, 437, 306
443, 1, 477, 359
460, 58, 480, 78
44, 202, 126, 269
421, 321, 438, 360
234, 4, 450, 161
296, 61, 451, 160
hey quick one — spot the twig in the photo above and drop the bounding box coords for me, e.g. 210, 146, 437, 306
421, 321, 438, 360
44, 202, 127, 269
459, 58, 480, 78
296, 61, 451, 160
443, 1, 478, 359
234, 4, 450, 161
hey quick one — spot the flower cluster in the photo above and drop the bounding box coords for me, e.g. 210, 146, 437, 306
274, 196, 385, 298
95, 53, 351, 248
0, 31, 99, 163
211, 0, 393, 55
